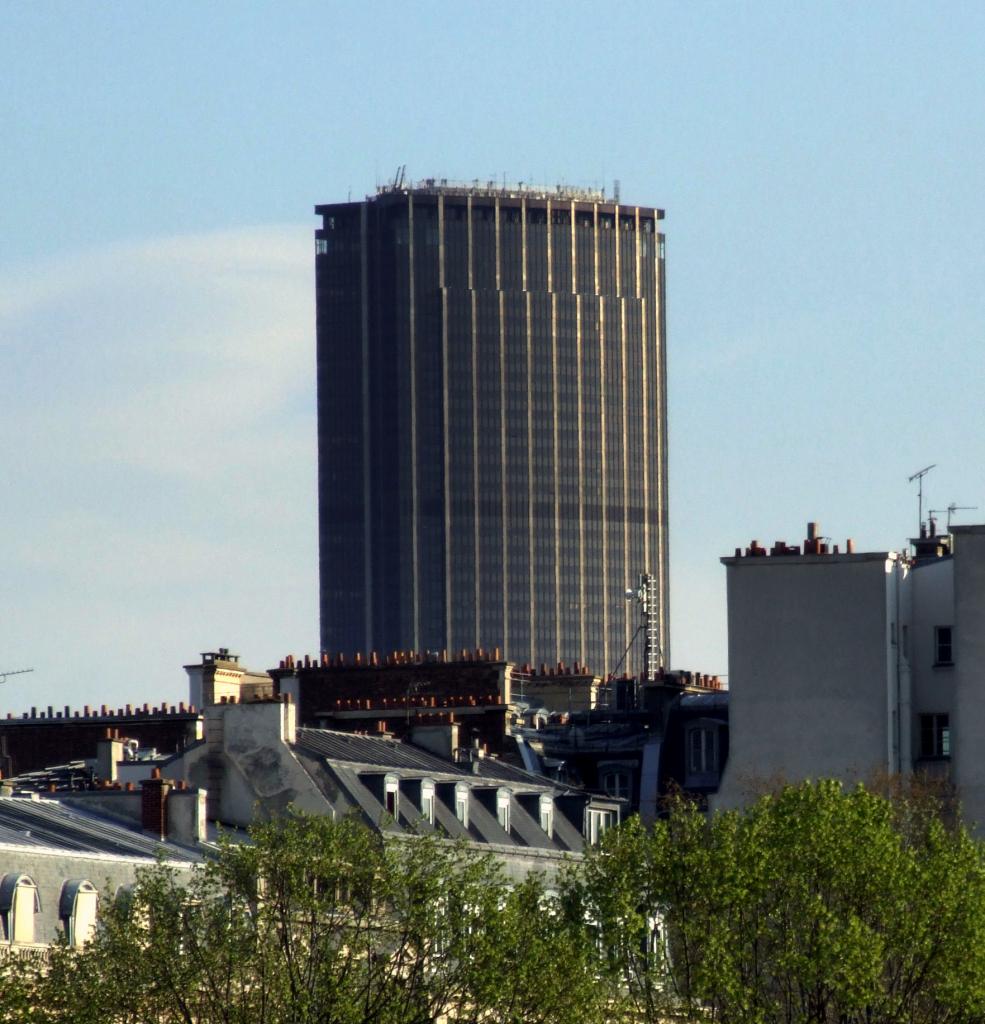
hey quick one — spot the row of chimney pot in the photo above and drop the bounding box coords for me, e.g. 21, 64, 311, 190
7, 702, 197, 722
280, 647, 505, 670
358, 713, 458, 732
736, 521, 857, 559
514, 661, 593, 677
737, 539, 857, 558
217, 693, 291, 705
82, 777, 191, 793
669, 671, 723, 689
330, 694, 500, 710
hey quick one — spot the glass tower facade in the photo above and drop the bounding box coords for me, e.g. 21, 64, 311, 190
315, 182, 668, 676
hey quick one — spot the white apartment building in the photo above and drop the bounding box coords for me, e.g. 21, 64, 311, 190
714, 522, 985, 829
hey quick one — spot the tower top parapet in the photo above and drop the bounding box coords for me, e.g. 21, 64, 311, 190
375, 177, 607, 203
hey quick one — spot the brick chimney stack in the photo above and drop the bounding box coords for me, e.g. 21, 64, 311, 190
141, 767, 172, 839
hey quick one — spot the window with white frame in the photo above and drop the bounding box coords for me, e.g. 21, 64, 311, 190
384, 775, 399, 819
420, 779, 435, 826
539, 795, 554, 839
454, 783, 469, 829
496, 789, 511, 833
687, 725, 718, 775
0, 874, 40, 945
60, 880, 98, 948
586, 807, 616, 845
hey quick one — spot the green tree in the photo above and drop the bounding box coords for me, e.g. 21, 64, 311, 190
575, 780, 985, 1024
23, 812, 602, 1024
0, 948, 47, 1024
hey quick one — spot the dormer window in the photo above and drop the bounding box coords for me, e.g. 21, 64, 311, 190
0, 874, 40, 945
60, 880, 98, 948
496, 789, 511, 833
384, 775, 399, 819
455, 783, 469, 829
687, 725, 719, 775
586, 807, 616, 844
420, 779, 435, 826
539, 795, 554, 839
601, 768, 631, 801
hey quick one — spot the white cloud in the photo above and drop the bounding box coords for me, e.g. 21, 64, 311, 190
0, 226, 319, 713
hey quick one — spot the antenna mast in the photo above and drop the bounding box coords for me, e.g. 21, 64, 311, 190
929, 503, 978, 531
0, 667, 34, 686
908, 464, 936, 533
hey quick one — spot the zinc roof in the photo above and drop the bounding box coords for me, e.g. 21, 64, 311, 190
294, 729, 569, 790
0, 797, 201, 862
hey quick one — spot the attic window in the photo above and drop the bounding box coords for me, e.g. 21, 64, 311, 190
0, 874, 40, 944
384, 775, 399, 819
420, 779, 435, 826
455, 784, 469, 829
539, 795, 554, 839
687, 725, 718, 775
60, 879, 98, 948
602, 769, 631, 801
496, 789, 511, 833
586, 808, 616, 844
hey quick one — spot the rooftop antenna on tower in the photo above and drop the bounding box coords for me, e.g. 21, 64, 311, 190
610, 574, 661, 682
908, 464, 936, 534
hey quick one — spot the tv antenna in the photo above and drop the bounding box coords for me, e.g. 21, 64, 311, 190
0, 667, 33, 686
929, 503, 978, 531
908, 464, 936, 533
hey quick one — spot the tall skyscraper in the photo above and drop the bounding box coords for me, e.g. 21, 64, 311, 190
315, 179, 668, 676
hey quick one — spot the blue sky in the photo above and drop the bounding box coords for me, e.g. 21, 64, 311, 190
2, 1, 984, 710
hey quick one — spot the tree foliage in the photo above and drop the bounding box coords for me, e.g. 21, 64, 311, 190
575, 779, 985, 1024
4, 813, 602, 1024
6, 783, 985, 1024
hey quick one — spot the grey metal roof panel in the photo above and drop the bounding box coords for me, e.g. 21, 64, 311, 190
297, 728, 573, 792
294, 730, 586, 854
549, 804, 586, 853
679, 692, 730, 710
5, 761, 95, 792
432, 798, 470, 840
295, 729, 454, 773
470, 758, 564, 787
464, 797, 514, 847
291, 748, 349, 813
0, 797, 201, 862
319, 763, 396, 833
507, 800, 553, 850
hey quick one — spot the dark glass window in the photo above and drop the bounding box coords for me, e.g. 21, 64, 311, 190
920, 713, 950, 759
935, 626, 953, 665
